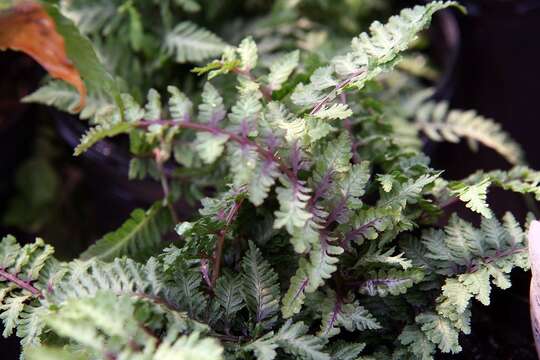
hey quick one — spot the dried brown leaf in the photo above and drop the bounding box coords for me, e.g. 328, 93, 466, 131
0, 0, 86, 110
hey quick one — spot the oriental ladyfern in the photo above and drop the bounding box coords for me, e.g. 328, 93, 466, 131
1, 2, 538, 360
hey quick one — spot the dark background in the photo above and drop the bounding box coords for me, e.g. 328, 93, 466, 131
1, 0, 540, 358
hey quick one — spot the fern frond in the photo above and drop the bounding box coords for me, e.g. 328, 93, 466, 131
168, 85, 193, 120
339, 161, 371, 200
292, 2, 461, 108
268, 50, 300, 91
275, 320, 330, 360
344, 207, 396, 246
198, 82, 226, 124
281, 259, 309, 318
35, 292, 222, 360
16, 303, 46, 347
0, 237, 54, 346
241, 241, 280, 328
313, 133, 352, 185
305, 239, 343, 292
166, 268, 207, 319
248, 158, 280, 206
357, 268, 424, 296
422, 213, 528, 273
49, 257, 163, 305
378, 173, 440, 210
244, 331, 278, 360
174, 0, 201, 13
228, 92, 262, 125
318, 290, 380, 338
328, 341, 366, 360
238, 37, 258, 71
281, 239, 343, 319
472, 166, 540, 201
264, 102, 307, 144
73, 122, 132, 156
355, 245, 412, 270
450, 177, 492, 218
274, 177, 313, 238
416, 101, 524, 165
215, 272, 245, 322
0, 294, 31, 337
195, 132, 230, 164
416, 312, 461, 354
398, 324, 436, 360
164, 21, 226, 63
80, 202, 173, 262
312, 103, 353, 120
22, 80, 112, 120
154, 331, 223, 360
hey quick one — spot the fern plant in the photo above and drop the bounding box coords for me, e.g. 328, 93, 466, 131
2, 1, 539, 359
24, 0, 396, 119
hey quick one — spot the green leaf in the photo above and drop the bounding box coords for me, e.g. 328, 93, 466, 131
318, 291, 380, 338
169, 269, 208, 319
377, 174, 394, 193
416, 101, 524, 165
144, 88, 162, 120
329, 341, 366, 360
73, 122, 131, 156
451, 178, 492, 218
80, 203, 173, 262
228, 143, 259, 189
313, 132, 352, 184
312, 103, 352, 120
168, 85, 193, 120
378, 173, 440, 209
215, 273, 245, 322
165, 21, 226, 63
198, 82, 225, 124
194, 132, 229, 164
174, 0, 201, 12
305, 240, 343, 292
276, 321, 330, 360
241, 242, 280, 328
154, 331, 223, 360
228, 93, 262, 125
22, 81, 112, 119
416, 313, 461, 354
0, 294, 30, 337
398, 325, 436, 360
357, 268, 424, 296
248, 159, 280, 206
274, 178, 313, 236
245, 332, 278, 360
281, 259, 309, 318
264, 102, 306, 143
268, 50, 300, 91
238, 37, 258, 71
43, 3, 120, 102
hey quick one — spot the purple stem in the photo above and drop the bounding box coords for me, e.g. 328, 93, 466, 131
309, 69, 365, 116
0, 268, 42, 298
464, 247, 526, 274
325, 196, 348, 226
308, 170, 334, 211
340, 93, 360, 164
342, 218, 383, 249
137, 120, 296, 181
232, 68, 273, 101
324, 297, 342, 336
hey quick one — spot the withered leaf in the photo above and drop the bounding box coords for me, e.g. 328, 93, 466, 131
0, 0, 86, 110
